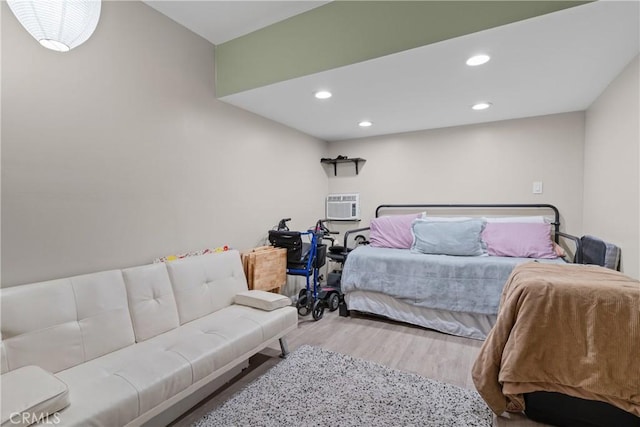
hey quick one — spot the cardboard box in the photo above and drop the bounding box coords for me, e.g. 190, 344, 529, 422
241, 246, 287, 293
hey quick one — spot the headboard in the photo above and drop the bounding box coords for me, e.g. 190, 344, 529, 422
343, 203, 565, 249
376, 203, 560, 237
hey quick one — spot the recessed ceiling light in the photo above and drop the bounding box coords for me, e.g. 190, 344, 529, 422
466, 54, 491, 66
358, 120, 373, 127
314, 90, 332, 99
472, 102, 492, 111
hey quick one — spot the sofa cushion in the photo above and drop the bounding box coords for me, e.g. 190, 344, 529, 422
234, 290, 291, 311
122, 263, 180, 342
53, 370, 139, 426
56, 340, 192, 423
166, 251, 249, 324
0, 270, 135, 373
54, 303, 297, 425
147, 304, 297, 382
108, 344, 192, 414
1, 365, 69, 427
146, 325, 236, 384
222, 305, 299, 346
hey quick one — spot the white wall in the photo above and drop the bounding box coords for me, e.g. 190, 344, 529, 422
327, 112, 585, 239
1, 1, 328, 287
584, 56, 639, 279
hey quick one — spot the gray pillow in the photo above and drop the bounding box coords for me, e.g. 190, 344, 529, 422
411, 218, 486, 256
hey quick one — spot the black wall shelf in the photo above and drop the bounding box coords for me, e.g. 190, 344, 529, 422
320, 157, 366, 176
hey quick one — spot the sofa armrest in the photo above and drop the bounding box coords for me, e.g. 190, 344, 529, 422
1, 366, 70, 427
234, 290, 291, 311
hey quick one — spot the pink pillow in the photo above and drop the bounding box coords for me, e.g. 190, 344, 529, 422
369, 213, 421, 249
481, 222, 557, 259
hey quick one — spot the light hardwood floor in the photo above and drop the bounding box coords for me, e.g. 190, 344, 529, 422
171, 311, 547, 427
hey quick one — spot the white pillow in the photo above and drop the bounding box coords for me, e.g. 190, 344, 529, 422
235, 290, 291, 311
484, 216, 548, 223
421, 215, 473, 222
1, 366, 70, 426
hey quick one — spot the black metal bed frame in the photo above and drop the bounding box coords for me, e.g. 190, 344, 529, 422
344, 203, 581, 257
376, 203, 560, 233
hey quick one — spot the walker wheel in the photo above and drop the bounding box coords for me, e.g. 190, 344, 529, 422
328, 293, 340, 312
312, 300, 324, 321
296, 290, 311, 316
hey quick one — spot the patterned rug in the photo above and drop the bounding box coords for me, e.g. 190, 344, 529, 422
193, 345, 492, 427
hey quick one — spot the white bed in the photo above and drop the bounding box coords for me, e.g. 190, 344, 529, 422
340, 204, 571, 340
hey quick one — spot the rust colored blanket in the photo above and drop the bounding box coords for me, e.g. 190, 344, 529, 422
472, 262, 640, 416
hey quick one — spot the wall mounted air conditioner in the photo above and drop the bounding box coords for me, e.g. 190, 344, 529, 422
326, 193, 360, 220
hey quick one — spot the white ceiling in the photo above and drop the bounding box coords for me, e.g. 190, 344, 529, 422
143, 1, 329, 44
146, 1, 639, 142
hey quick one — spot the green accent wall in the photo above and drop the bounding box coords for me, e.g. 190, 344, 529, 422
216, 1, 590, 97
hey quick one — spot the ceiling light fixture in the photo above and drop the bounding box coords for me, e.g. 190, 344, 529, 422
7, 0, 101, 52
466, 54, 491, 66
472, 102, 492, 111
314, 90, 332, 99
358, 120, 373, 127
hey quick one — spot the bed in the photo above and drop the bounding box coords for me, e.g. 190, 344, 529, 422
472, 262, 640, 425
340, 204, 572, 340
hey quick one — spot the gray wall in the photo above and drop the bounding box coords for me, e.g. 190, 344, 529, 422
584, 56, 639, 279
2, 1, 637, 287
1, 1, 328, 286
327, 112, 585, 239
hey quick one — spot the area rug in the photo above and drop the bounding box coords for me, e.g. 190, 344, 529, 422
193, 345, 492, 427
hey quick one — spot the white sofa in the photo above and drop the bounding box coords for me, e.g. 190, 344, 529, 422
0, 250, 298, 427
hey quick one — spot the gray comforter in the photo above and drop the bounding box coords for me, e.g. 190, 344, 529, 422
341, 246, 564, 315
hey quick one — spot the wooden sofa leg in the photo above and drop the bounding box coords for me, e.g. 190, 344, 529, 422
279, 338, 289, 358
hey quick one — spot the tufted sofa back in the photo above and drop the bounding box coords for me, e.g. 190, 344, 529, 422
122, 262, 181, 342
0, 270, 135, 374
165, 250, 249, 324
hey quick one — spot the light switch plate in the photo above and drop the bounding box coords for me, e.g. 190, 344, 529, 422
533, 181, 543, 194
